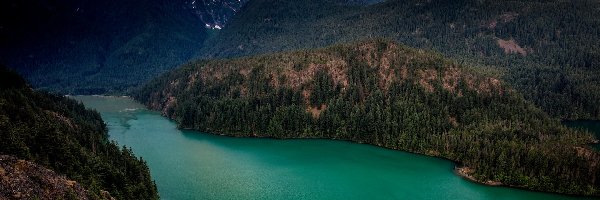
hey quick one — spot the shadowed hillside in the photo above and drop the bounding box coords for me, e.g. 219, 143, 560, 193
0, 67, 159, 199
0, 0, 207, 94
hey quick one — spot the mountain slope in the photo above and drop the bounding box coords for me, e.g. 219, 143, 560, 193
0, 0, 207, 94
134, 39, 600, 196
199, 0, 600, 119
0, 67, 159, 199
2, 0, 597, 120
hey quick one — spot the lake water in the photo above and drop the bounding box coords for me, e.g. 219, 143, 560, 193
564, 120, 600, 151
74, 96, 594, 200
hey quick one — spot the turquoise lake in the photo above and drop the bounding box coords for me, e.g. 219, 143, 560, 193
564, 120, 600, 151
74, 95, 595, 200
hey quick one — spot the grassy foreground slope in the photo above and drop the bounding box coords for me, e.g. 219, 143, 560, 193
135, 39, 599, 195
0, 67, 159, 199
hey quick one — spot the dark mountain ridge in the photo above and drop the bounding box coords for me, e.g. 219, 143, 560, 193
0, 0, 209, 94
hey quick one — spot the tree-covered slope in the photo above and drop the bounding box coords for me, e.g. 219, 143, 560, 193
135, 39, 600, 196
0, 0, 208, 94
200, 0, 600, 119
0, 67, 159, 199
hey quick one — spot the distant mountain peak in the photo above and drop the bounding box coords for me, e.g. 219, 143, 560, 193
185, 0, 249, 29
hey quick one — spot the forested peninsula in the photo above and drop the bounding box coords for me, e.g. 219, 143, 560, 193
134, 40, 600, 196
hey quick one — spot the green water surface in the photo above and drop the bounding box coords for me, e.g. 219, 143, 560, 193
74, 96, 594, 200
564, 120, 600, 151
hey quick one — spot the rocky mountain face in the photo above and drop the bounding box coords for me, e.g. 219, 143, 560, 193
0, 155, 107, 200
186, 0, 249, 29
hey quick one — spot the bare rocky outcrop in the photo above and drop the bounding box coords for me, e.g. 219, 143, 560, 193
497, 38, 528, 56
0, 155, 104, 200
455, 166, 502, 186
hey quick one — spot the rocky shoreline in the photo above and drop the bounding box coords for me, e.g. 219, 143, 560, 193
454, 166, 502, 186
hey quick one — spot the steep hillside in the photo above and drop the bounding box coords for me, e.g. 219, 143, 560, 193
0, 67, 159, 199
0, 0, 207, 94
135, 40, 600, 195
199, 0, 600, 119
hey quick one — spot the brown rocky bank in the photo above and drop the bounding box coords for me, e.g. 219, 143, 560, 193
0, 155, 114, 200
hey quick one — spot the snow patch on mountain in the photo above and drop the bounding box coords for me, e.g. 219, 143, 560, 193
185, 0, 249, 29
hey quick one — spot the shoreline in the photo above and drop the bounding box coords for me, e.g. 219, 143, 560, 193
452, 166, 600, 198
453, 166, 502, 186
182, 126, 599, 199
84, 96, 597, 197
181, 125, 598, 198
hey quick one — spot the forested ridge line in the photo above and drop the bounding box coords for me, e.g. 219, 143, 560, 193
200, 0, 600, 120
